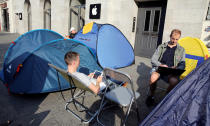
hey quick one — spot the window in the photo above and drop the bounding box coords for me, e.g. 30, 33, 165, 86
144, 11, 151, 31
153, 10, 160, 32
69, 0, 85, 31
44, 0, 51, 29
206, 2, 210, 20
24, 0, 32, 31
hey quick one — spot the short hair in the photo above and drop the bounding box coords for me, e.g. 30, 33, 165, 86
170, 29, 181, 37
70, 27, 75, 32
64, 51, 79, 65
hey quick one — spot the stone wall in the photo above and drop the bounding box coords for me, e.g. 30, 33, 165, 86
85, 0, 138, 47
163, 0, 209, 43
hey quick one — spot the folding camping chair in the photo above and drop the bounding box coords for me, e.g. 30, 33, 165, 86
100, 68, 140, 126
48, 64, 106, 124
48, 64, 140, 125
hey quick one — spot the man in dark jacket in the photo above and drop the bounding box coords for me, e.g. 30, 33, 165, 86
69, 27, 77, 39
146, 29, 185, 106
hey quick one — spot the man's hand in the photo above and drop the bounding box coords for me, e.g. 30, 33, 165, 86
160, 64, 168, 67
88, 73, 94, 78
96, 76, 103, 84
171, 66, 176, 69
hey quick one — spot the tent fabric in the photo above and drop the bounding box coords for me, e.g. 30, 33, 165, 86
178, 37, 210, 79
140, 58, 210, 126
0, 70, 4, 82
8, 39, 101, 94
74, 23, 99, 56
83, 22, 94, 34
4, 29, 64, 67
1, 29, 64, 82
0, 29, 102, 94
73, 22, 135, 69
97, 24, 134, 68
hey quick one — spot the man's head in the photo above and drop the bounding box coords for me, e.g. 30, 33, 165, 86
70, 27, 77, 34
64, 51, 80, 69
170, 29, 181, 45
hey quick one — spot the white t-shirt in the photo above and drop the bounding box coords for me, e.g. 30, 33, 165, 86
72, 72, 106, 91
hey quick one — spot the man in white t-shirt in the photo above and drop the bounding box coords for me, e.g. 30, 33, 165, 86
64, 51, 106, 94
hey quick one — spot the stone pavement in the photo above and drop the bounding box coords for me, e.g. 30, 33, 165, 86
0, 32, 20, 68
0, 32, 167, 126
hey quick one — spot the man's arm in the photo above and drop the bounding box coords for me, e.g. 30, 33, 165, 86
151, 45, 162, 67
88, 76, 102, 94
176, 49, 186, 70
73, 72, 100, 94
88, 73, 94, 78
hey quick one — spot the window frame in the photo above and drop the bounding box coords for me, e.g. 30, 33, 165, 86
206, 2, 210, 20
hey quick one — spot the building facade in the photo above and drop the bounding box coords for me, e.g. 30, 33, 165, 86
0, 0, 85, 36
1, 0, 210, 57
0, 0, 10, 32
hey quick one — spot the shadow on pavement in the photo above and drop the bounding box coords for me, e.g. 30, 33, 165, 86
136, 62, 153, 123
0, 43, 10, 68
0, 39, 50, 126
89, 101, 127, 126
0, 87, 50, 126
136, 62, 169, 123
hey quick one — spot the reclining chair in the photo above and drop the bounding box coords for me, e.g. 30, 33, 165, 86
48, 64, 140, 125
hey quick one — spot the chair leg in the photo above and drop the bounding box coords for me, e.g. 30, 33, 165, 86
65, 98, 99, 124
65, 91, 107, 124
96, 100, 108, 126
70, 90, 84, 111
66, 102, 100, 124
122, 97, 134, 126
66, 91, 92, 113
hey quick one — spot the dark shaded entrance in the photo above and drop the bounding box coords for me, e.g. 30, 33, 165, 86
2, 8, 9, 32
134, 0, 167, 58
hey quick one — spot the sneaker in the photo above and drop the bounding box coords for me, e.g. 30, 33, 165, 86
146, 96, 155, 107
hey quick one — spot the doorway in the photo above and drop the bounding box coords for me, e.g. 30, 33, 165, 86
44, 0, 51, 29
135, 7, 161, 58
24, 0, 32, 32
135, 0, 167, 58
69, 0, 85, 33
2, 8, 9, 32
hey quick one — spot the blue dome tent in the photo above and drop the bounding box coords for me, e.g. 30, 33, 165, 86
73, 22, 135, 69
0, 29, 64, 83
0, 29, 102, 94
